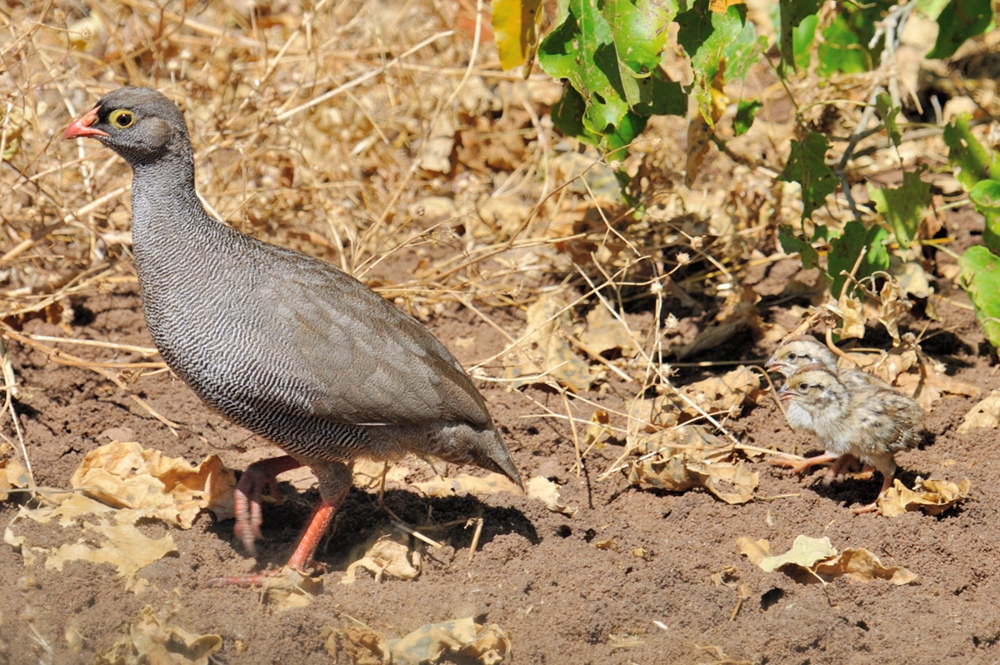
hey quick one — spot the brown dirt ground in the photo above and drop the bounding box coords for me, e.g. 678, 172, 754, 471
2, 212, 999, 665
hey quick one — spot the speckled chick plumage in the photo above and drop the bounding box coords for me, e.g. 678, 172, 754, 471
65, 88, 521, 555
766, 335, 888, 390
778, 363, 923, 508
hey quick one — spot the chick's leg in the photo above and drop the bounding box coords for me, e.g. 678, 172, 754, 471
851, 455, 897, 515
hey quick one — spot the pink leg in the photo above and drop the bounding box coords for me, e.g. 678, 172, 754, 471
206, 461, 353, 588
772, 451, 840, 476
851, 471, 895, 515
233, 455, 304, 556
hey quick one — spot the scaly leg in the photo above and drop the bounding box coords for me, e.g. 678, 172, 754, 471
772, 451, 840, 476
207, 460, 354, 587
233, 455, 304, 555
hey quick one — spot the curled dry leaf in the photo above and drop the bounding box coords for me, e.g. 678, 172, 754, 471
579, 304, 639, 358
738, 535, 916, 586
260, 568, 323, 611
388, 618, 511, 665
0, 456, 29, 501
342, 534, 420, 585
332, 616, 510, 665
352, 459, 412, 490
525, 476, 576, 516
70, 440, 236, 527
626, 427, 758, 504
878, 477, 971, 517
503, 291, 595, 392
96, 605, 221, 665
413, 473, 521, 499
957, 390, 1000, 434
4, 494, 175, 584
668, 366, 762, 419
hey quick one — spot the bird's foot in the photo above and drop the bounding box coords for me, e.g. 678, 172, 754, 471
851, 501, 881, 515
202, 564, 324, 589
233, 456, 304, 556
772, 452, 840, 476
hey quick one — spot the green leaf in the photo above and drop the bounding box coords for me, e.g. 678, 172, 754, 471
876, 93, 901, 148
867, 169, 930, 249
969, 179, 1000, 254
678, 0, 748, 125
777, 0, 822, 75
817, 15, 869, 75
734, 99, 762, 136
927, 0, 993, 60
943, 114, 1000, 191
779, 132, 838, 220
779, 225, 819, 270
959, 246, 1000, 348
538, 1, 627, 137
827, 222, 890, 299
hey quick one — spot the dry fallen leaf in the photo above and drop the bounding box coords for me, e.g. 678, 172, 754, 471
413, 473, 521, 498
260, 568, 323, 610
626, 426, 758, 504
503, 291, 595, 392
5, 496, 176, 584
388, 617, 511, 665
579, 304, 639, 358
96, 605, 221, 665
70, 440, 236, 527
957, 390, 1000, 434
525, 476, 577, 516
738, 535, 916, 586
669, 366, 762, 419
878, 477, 971, 517
352, 459, 412, 490
0, 456, 29, 501
342, 534, 420, 584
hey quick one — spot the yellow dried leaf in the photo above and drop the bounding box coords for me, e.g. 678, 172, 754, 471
504, 292, 595, 392
757, 535, 837, 573
97, 605, 221, 665
878, 478, 971, 517
833, 293, 866, 340
70, 440, 236, 527
342, 535, 420, 584
260, 568, 323, 610
352, 459, 411, 490
957, 390, 1000, 434
0, 457, 29, 501
412, 472, 521, 498
814, 548, 917, 585
388, 617, 511, 665
673, 366, 762, 418
525, 476, 576, 516
740, 535, 917, 586
44, 519, 176, 579
627, 443, 757, 505
735, 537, 772, 566
876, 279, 911, 344
580, 305, 639, 358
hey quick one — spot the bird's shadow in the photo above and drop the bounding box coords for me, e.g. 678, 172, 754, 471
205, 483, 537, 569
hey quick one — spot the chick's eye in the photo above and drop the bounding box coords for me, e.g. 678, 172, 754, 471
787, 352, 798, 360
109, 109, 135, 129
798, 383, 809, 392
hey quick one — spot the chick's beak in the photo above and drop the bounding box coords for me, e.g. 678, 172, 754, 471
764, 353, 783, 374
63, 107, 107, 140
776, 386, 792, 402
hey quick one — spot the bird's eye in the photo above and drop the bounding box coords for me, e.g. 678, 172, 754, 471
798, 383, 809, 391
109, 109, 135, 129
787, 352, 798, 360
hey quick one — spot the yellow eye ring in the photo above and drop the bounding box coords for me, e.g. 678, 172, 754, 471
109, 109, 136, 129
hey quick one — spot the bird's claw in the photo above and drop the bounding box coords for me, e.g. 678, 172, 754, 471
234, 464, 284, 556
